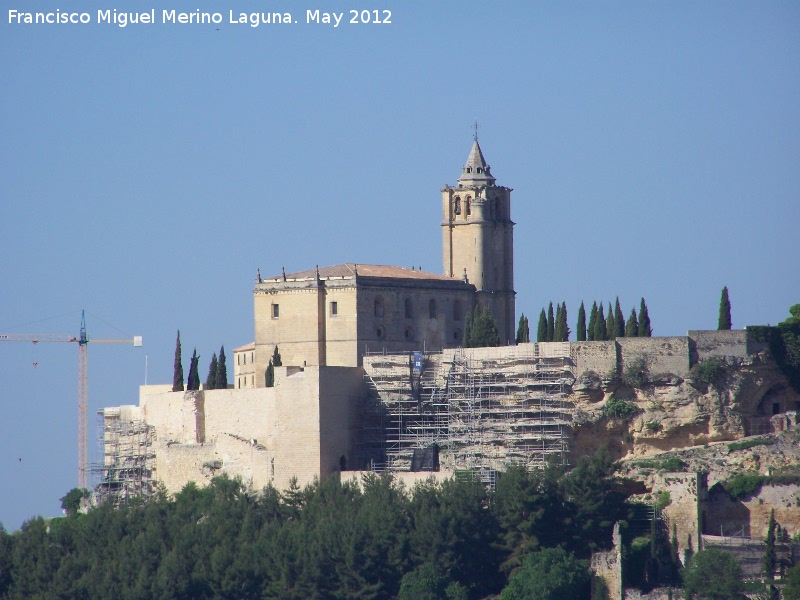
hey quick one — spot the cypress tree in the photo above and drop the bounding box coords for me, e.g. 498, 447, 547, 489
614, 297, 625, 338
625, 308, 639, 338
546, 302, 555, 343
718, 286, 732, 330
272, 345, 282, 367
606, 302, 615, 340
554, 303, 564, 343
594, 303, 607, 342
215, 346, 228, 390
638, 298, 652, 337
205, 353, 218, 390
588, 302, 598, 341
464, 308, 473, 347
537, 309, 547, 343
556, 302, 569, 341
265, 360, 275, 387
187, 348, 200, 391
764, 508, 776, 580
471, 306, 500, 347
516, 314, 530, 344
576, 301, 587, 342
172, 330, 184, 392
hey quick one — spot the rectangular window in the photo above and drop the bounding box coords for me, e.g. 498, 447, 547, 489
330, 301, 338, 316
272, 304, 280, 318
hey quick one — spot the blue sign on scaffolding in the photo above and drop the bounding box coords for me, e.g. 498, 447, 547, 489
412, 351, 423, 373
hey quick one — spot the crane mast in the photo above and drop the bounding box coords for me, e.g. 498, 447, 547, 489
0, 311, 141, 489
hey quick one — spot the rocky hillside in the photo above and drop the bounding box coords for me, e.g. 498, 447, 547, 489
568, 349, 800, 468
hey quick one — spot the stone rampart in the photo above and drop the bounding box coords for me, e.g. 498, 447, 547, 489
688, 330, 748, 366
571, 341, 617, 377
618, 337, 689, 378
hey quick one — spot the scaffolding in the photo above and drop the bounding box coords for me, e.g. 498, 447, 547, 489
359, 343, 574, 483
92, 408, 158, 507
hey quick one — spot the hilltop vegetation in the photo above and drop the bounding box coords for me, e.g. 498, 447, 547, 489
0, 453, 632, 600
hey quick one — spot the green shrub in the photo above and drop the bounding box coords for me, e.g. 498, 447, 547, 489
622, 356, 649, 388
603, 396, 641, 421
691, 357, 725, 385
727, 438, 775, 452
723, 474, 765, 499
660, 457, 686, 472
644, 421, 662, 433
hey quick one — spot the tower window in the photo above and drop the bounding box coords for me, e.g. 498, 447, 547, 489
454, 300, 462, 321
477, 167, 482, 174
466, 198, 471, 215
376, 326, 385, 339
404, 327, 414, 340
429, 299, 437, 319
405, 298, 413, 318
454, 197, 461, 215
272, 304, 280, 318
330, 301, 338, 316
466, 167, 471, 173
374, 296, 384, 317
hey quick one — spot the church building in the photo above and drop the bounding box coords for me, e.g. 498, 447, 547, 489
234, 138, 516, 388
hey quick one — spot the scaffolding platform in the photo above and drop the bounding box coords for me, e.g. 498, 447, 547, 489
358, 343, 574, 483
91, 408, 158, 507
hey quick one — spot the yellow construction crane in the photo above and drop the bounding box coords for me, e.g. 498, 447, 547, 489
0, 311, 142, 489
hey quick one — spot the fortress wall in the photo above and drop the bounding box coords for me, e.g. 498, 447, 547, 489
154, 442, 216, 493
141, 388, 204, 444
270, 366, 323, 490
689, 330, 748, 364
618, 337, 689, 377
203, 388, 276, 446
318, 366, 363, 477
744, 484, 800, 539
571, 341, 617, 377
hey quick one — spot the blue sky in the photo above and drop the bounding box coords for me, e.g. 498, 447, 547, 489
1, 1, 798, 530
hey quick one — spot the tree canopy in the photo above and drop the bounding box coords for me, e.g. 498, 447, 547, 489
718, 287, 732, 330
172, 330, 184, 392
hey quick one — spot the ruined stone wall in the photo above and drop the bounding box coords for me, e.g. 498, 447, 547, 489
318, 366, 364, 478
591, 522, 623, 600
657, 472, 702, 564
571, 341, 617, 377
618, 337, 689, 378
689, 330, 748, 366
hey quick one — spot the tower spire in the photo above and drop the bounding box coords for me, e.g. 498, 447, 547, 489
473, 119, 478, 142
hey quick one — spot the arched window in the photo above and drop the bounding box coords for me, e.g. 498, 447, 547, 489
466, 197, 471, 216
429, 299, 437, 319
454, 300, 462, 321
374, 296, 384, 317
495, 198, 502, 219
454, 197, 461, 215
405, 298, 413, 319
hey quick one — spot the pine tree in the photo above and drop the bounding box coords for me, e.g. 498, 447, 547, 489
546, 302, 555, 343
614, 298, 625, 338
471, 306, 500, 347
576, 301, 587, 342
718, 286, 732, 330
537, 309, 547, 343
215, 346, 228, 390
638, 298, 652, 337
594, 303, 607, 341
172, 330, 184, 392
205, 353, 218, 390
626, 307, 638, 338
516, 314, 530, 344
588, 302, 598, 341
606, 302, 615, 340
187, 348, 200, 391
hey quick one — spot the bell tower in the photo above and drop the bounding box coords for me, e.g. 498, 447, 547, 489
442, 136, 515, 344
